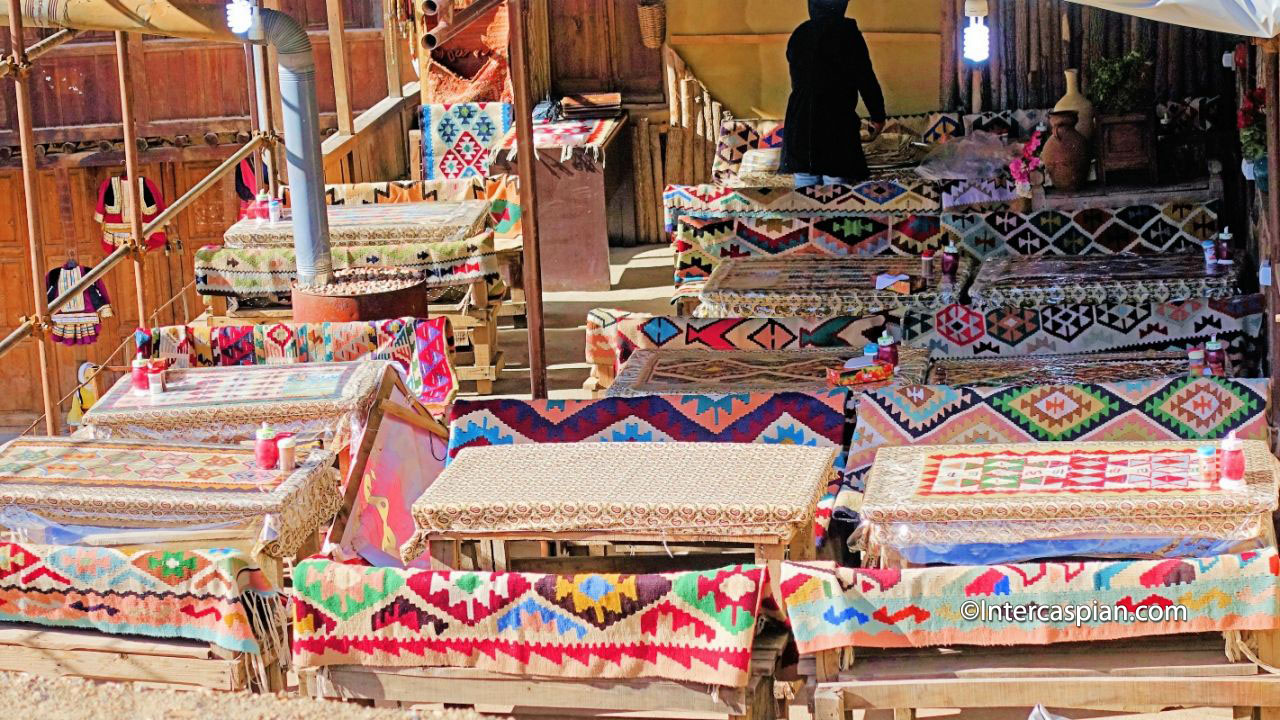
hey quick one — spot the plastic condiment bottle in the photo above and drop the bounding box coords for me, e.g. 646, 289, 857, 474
268, 197, 282, 223
941, 243, 960, 281
255, 422, 280, 470
277, 436, 297, 471
863, 342, 879, 360
1215, 226, 1234, 265
1197, 445, 1217, 481
1202, 239, 1218, 270
130, 352, 150, 392
921, 249, 935, 286
146, 368, 165, 395
1205, 336, 1226, 377
875, 331, 899, 367
1220, 431, 1246, 489
1187, 348, 1205, 377
253, 190, 270, 222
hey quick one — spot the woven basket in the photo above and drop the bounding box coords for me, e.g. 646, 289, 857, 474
637, 1, 666, 50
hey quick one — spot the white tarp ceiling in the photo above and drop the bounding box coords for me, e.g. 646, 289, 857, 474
1067, 0, 1280, 38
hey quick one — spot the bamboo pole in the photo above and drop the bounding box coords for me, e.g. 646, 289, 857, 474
680, 77, 694, 184
115, 32, 149, 331
9, 0, 60, 435
702, 89, 714, 182
508, 0, 547, 398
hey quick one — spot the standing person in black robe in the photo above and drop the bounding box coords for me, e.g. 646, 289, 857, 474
779, 0, 887, 188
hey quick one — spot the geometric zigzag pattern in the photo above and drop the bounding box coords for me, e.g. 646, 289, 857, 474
779, 549, 1280, 652
669, 201, 1219, 288
842, 377, 1270, 497
584, 308, 887, 382
0, 542, 284, 655
291, 559, 768, 687
903, 296, 1263, 367
446, 393, 853, 544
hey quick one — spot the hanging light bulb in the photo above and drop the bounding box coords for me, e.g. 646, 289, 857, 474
963, 0, 990, 64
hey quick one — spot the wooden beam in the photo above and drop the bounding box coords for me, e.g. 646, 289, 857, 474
825, 676, 1280, 713
326, 0, 354, 136
115, 31, 149, 329
381, 0, 403, 99
669, 31, 940, 45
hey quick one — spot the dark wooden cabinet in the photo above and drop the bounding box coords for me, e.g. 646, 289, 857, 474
1097, 113, 1157, 186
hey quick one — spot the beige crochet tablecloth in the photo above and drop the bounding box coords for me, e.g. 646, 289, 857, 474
222, 200, 491, 248
405, 442, 836, 561
82, 361, 390, 446
0, 437, 340, 558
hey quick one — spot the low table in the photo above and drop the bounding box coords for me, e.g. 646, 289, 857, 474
696, 256, 974, 318
405, 442, 836, 581
0, 437, 340, 572
606, 347, 931, 397
926, 350, 1189, 386
222, 200, 490, 247
861, 440, 1278, 566
81, 361, 389, 446
969, 254, 1239, 310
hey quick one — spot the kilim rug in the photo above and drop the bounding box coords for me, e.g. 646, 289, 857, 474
607, 347, 929, 398
585, 309, 888, 389
0, 543, 286, 655
925, 351, 1188, 386
781, 550, 1280, 652
902, 296, 1262, 365
196, 231, 501, 298
841, 377, 1271, 498
421, 103, 514, 180
291, 559, 768, 687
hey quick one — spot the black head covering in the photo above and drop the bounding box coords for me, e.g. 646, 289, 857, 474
808, 0, 849, 19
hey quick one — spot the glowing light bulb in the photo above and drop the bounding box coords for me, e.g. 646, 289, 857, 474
963, 16, 990, 63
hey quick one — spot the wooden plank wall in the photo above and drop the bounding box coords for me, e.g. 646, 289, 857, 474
943, 0, 1238, 112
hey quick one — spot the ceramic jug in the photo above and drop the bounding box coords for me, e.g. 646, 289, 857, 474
1041, 110, 1090, 192
1053, 69, 1095, 139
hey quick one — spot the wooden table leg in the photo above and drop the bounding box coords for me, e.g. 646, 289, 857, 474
755, 542, 785, 614
1258, 629, 1280, 719
813, 686, 845, 720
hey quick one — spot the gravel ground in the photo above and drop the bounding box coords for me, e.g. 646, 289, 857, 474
0, 672, 494, 720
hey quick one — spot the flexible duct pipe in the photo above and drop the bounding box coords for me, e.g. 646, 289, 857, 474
0, 0, 333, 285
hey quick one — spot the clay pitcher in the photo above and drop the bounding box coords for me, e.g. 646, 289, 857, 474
1041, 110, 1089, 192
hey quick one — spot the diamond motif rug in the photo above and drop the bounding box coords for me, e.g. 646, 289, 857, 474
780, 550, 1280, 652
291, 559, 768, 687
0, 543, 285, 655
421, 103, 513, 180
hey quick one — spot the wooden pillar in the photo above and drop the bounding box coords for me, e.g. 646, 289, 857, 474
382, 0, 403, 99
325, 0, 353, 136
1266, 45, 1280, 433
508, 0, 548, 398
114, 32, 149, 329
8, 0, 60, 435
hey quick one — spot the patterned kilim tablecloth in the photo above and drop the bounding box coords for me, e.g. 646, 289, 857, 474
779, 550, 1280, 651
0, 438, 340, 557
969, 254, 1239, 310
222, 202, 491, 247
195, 230, 500, 298
0, 543, 286, 655
926, 351, 1189, 386
606, 347, 929, 397
291, 559, 768, 686
82, 361, 387, 445
404, 443, 835, 562
861, 441, 1278, 559
496, 117, 620, 154
697, 257, 974, 318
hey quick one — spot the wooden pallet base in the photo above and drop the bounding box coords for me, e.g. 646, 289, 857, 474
0, 624, 277, 692
310, 631, 787, 719
794, 633, 1280, 720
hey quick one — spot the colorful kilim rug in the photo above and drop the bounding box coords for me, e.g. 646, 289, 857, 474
779, 549, 1280, 652
584, 309, 888, 389
670, 202, 1220, 290
496, 118, 618, 153
925, 351, 1188, 386
969, 254, 1239, 311
421, 103, 513, 180
902, 296, 1262, 365
195, 231, 500, 297
222, 202, 491, 247
292, 559, 769, 686
280, 176, 523, 243
842, 377, 1271, 498
696, 257, 972, 318
155, 318, 456, 408
607, 347, 929, 398
447, 393, 851, 545
0, 438, 341, 558
0, 543, 286, 655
